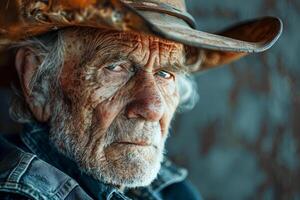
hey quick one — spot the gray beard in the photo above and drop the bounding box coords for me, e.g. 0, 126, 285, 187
48, 95, 166, 187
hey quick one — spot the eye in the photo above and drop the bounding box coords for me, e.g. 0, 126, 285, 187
155, 70, 173, 80
105, 64, 124, 72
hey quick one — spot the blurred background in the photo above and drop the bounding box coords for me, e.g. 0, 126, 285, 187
0, 0, 299, 200
167, 0, 300, 200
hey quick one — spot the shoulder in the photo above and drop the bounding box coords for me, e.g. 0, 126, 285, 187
0, 136, 91, 200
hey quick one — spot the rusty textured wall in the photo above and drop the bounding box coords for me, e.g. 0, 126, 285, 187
167, 0, 300, 200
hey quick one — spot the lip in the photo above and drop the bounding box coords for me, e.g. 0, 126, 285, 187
113, 141, 150, 146
112, 141, 157, 149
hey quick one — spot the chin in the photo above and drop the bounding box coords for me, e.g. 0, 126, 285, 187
81, 143, 164, 188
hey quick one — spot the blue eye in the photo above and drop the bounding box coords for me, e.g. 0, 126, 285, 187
156, 70, 173, 79
105, 64, 123, 72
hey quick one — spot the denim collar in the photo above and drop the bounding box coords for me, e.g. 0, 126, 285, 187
20, 122, 187, 200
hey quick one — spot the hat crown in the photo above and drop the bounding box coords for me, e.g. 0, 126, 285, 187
122, 0, 187, 11
121, 0, 195, 28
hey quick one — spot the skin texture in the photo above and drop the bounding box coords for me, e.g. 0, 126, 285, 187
16, 28, 185, 187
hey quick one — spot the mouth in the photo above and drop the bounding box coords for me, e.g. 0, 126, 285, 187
112, 141, 157, 149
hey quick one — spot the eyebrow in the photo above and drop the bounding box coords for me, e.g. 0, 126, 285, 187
94, 50, 126, 64
157, 62, 188, 74
92, 46, 187, 73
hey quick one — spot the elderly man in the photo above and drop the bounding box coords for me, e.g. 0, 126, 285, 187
0, 0, 282, 199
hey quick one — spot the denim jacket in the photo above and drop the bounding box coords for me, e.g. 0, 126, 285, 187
0, 123, 202, 200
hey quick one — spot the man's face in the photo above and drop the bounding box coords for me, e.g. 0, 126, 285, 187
49, 28, 184, 187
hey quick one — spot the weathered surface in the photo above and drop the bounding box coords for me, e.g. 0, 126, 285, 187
167, 0, 300, 199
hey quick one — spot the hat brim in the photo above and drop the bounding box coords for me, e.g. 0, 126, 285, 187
0, 0, 283, 87
139, 11, 283, 53
0, 0, 282, 53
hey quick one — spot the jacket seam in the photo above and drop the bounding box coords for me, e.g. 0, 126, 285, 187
51, 178, 79, 200
6, 153, 36, 183
0, 181, 49, 200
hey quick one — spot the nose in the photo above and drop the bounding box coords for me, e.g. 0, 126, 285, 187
125, 75, 165, 122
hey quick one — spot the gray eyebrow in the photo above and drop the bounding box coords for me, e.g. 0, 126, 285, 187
92, 46, 187, 74
97, 52, 128, 64
157, 62, 188, 74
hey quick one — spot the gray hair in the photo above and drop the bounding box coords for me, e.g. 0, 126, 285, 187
9, 30, 198, 123
177, 74, 199, 112
9, 31, 65, 123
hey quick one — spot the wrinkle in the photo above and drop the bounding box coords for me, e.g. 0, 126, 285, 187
49, 27, 182, 187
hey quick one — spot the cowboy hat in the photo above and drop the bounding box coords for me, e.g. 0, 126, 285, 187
0, 0, 282, 86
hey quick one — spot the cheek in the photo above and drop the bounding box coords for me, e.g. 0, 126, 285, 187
89, 75, 129, 108
157, 82, 180, 136
93, 100, 121, 126
89, 77, 132, 129
163, 81, 176, 95
90, 85, 118, 107
157, 78, 179, 109
155, 75, 177, 96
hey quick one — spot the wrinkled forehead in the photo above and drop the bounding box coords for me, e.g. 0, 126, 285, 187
62, 28, 185, 68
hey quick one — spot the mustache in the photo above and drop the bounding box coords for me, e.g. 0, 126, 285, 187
104, 115, 162, 147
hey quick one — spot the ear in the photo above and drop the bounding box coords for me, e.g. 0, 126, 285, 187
186, 17, 282, 72
15, 47, 51, 122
